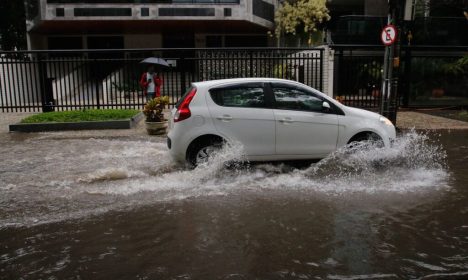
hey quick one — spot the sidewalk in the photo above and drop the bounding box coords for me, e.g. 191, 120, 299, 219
396, 111, 468, 130
1, 110, 468, 138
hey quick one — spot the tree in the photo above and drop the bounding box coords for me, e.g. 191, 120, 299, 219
274, 0, 330, 45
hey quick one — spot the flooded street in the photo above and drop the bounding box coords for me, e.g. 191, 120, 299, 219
1, 129, 467, 279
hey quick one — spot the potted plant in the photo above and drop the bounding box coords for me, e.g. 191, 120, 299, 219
143, 96, 170, 135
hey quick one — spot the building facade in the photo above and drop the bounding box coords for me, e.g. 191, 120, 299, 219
15, 0, 468, 109
27, 0, 278, 50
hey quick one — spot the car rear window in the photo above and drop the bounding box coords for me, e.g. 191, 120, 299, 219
209, 86, 265, 108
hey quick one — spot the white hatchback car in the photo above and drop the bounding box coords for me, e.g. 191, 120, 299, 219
167, 78, 396, 166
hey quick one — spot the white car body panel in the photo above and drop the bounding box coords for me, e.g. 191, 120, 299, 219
274, 109, 339, 157
205, 93, 275, 156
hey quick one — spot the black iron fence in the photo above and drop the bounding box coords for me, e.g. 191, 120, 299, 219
400, 46, 468, 107
0, 48, 324, 112
333, 45, 385, 109
332, 45, 468, 109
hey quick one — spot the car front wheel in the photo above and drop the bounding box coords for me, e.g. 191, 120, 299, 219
348, 132, 384, 148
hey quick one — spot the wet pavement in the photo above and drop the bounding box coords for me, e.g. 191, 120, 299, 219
396, 111, 468, 130
0, 112, 468, 279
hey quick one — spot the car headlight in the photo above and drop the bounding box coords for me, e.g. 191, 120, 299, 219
379, 116, 394, 126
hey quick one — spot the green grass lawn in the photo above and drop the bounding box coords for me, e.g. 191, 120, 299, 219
21, 109, 141, 124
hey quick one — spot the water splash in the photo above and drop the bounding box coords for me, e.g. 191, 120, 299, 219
85, 141, 248, 196
287, 129, 450, 194
0, 130, 450, 227
92, 130, 449, 197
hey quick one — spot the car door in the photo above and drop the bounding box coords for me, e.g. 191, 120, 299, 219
206, 83, 275, 156
270, 83, 339, 157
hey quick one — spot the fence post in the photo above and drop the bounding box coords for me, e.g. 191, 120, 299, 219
335, 48, 343, 97
320, 49, 324, 92
38, 54, 54, 112
401, 46, 411, 107
180, 52, 186, 95
94, 58, 100, 109
249, 50, 254, 77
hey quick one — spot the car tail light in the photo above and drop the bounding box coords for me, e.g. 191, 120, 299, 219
174, 88, 196, 123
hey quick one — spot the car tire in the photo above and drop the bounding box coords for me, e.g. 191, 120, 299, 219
187, 139, 223, 167
349, 132, 384, 148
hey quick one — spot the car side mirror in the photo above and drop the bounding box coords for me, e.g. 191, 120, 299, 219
322, 101, 331, 113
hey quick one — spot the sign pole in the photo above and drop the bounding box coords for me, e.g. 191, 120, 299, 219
380, 43, 390, 115
380, 4, 397, 120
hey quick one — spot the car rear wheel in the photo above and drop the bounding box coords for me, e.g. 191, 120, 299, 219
187, 139, 223, 167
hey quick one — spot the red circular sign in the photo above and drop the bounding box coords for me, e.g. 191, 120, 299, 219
381, 25, 397, 46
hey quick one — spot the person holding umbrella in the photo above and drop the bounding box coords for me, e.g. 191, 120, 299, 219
139, 65, 163, 101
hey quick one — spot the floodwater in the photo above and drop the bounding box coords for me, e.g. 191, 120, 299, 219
0, 129, 467, 279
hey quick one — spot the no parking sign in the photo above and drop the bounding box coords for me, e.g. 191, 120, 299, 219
381, 24, 397, 46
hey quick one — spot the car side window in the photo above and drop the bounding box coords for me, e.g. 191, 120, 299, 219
272, 85, 323, 112
210, 86, 265, 108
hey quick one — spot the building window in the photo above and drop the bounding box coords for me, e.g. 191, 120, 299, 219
74, 8, 132, 17
172, 0, 239, 3
56, 8, 65, 17
224, 8, 232, 17
48, 0, 239, 4
159, 8, 215, 17
252, 0, 274, 22
141, 7, 149, 17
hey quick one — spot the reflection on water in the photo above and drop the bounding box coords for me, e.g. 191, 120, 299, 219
0, 130, 467, 279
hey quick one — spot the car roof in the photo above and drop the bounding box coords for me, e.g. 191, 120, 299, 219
190, 77, 346, 113
191, 78, 303, 89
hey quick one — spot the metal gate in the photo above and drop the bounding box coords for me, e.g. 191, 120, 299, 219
0, 48, 324, 112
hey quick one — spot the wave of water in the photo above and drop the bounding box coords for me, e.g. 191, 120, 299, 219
78, 130, 449, 197
0, 130, 450, 227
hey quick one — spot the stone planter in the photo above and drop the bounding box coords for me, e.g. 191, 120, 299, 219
10, 112, 144, 132
145, 120, 168, 135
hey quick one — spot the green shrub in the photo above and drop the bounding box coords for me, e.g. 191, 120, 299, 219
21, 109, 140, 123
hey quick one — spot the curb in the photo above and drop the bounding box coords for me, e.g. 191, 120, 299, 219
9, 112, 144, 132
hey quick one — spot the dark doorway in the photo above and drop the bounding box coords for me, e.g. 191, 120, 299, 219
87, 36, 124, 50
48, 36, 83, 50
163, 33, 195, 71
87, 36, 124, 81
225, 35, 268, 47
163, 33, 194, 49
206, 35, 223, 48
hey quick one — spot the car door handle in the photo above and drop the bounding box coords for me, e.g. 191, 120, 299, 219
279, 117, 294, 124
216, 115, 233, 122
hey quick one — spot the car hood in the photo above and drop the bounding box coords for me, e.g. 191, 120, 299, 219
342, 106, 382, 120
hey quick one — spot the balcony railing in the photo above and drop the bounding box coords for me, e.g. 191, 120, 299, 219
46, 0, 240, 4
